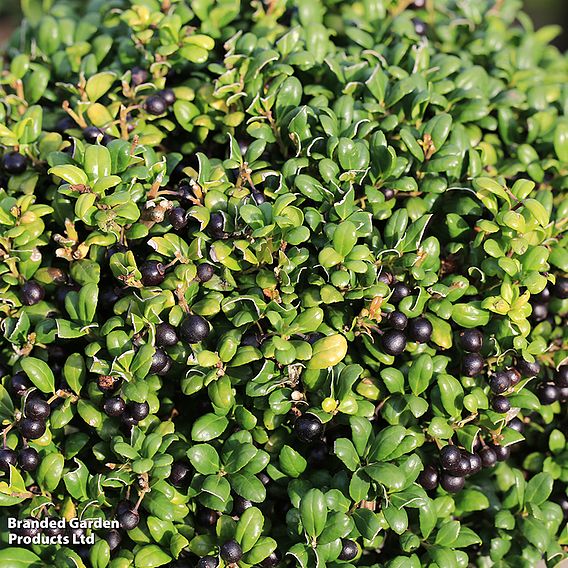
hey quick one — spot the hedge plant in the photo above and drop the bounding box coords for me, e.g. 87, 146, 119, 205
0, 0, 567, 566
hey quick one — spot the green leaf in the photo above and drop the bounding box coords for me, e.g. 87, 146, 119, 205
0, 548, 42, 567
187, 444, 220, 475
408, 353, 433, 395
63, 353, 86, 395
351, 508, 381, 540
48, 164, 89, 186
235, 506, 264, 552
191, 413, 229, 442
368, 425, 406, 461
20, 357, 55, 393
90, 539, 111, 568
525, 472, 553, 506
37, 453, 64, 492
279, 445, 307, 478
333, 438, 360, 472
134, 545, 172, 568
332, 221, 357, 257
300, 488, 327, 538
306, 334, 348, 369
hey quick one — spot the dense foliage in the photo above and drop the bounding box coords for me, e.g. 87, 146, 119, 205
0, 0, 567, 566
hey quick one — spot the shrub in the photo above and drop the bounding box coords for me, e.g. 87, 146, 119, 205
0, 0, 567, 566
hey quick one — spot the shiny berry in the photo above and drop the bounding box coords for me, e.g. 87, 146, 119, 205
106, 529, 122, 551
156, 322, 179, 347
140, 260, 165, 286
168, 207, 188, 231
492, 395, 511, 413
508, 417, 524, 432
489, 444, 510, 462
21, 281, 45, 305
440, 473, 464, 493
169, 462, 191, 487
252, 192, 265, 205
381, 187, 395, 200
103, 397, 126, 417
294, 415, 323, 443
338, 538, 358, 561
479, 446, 497, 468
128, 401, 150, 421
440, 445, 461, 470
15, 517, 40, 537
459, 329, 483, 352
388, 311, 408, 330
378, 270, 393, 285
418, 464, 439, 490
18, 447, 40, 471
196, 507, 217, 527
530, 303, 548, 322
390, 282, 412, 303
0, 448, 18, 472
467, 452, 482, 475
555, 366, 568, 388
382, 329, 407, 356
145, 95, 167, 115
408, 317, 432, 343
180, 314, 210, 344
19, 418, 46, 440
25, 397, 50, 420
159, 89, 176, 105
149, 348, 169, 374
220, 540, 242, 563
537, 383, 559, 405
197, 557, 219, 568
11, 373, 30, 396
118, 509, 140, 530
208, 212, 226, 238
83, 126, 102, 144
197, 263, 215, 282
131, 67, 148, 85
505, 368, 521, 386
413, 18, 427, 35
232, 495, 252, 516
516, 358, 540, 378
489, 371, 511, 394
3, 151, 27, 175
260, 551, 282, 567
462, 353, 484, 377
553, 277, 568, 299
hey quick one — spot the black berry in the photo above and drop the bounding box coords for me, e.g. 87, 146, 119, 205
156, 322, 179, 347
169, 462, 191, 487
553, 277, 568, 299
508, 417, 524, 432
479, 446, 497, 468
118, 509, 140, 530
44, 517, 65, 537
208, 212, 226, 238
149, 348, 169, 374
537, 383, 559, 405
338, 538, 358, 561
467, 452, 482, 475
197, 263, 215, 282
220, 540, 242, 563
390, 282, 412, 304
530, 303, 548, 322
21, 281, 45, 305
516, 358, 540, 378
196, 507, 217, 527
25, 397, 51, 420
128, 401, 150, 421
18, 447, 40, 471
381, 187, 395, 200
459, 329, 483, 352
232, 495, 252, 516
106, 529, 122, 551
168, 207, 188, 231
0, 448, 18, 472
555, 366, 568, 388
413, 18, 426, 35
492, 395, 511, 413
3, 151, 27, 175
159, 88, 176, 106
505, 368, 521, 387
462, 353, 484, 377
489, 371, 511, 395
440, 473, 464, 493
103, 397, 126, 417
131, 67, 148, 85
83, 126, 102, 144
439, 445, 461, 470
382, 329, 407, 356
145, 95, 167, 115
19, 418, 46, 440
252, 192, 265, 205
408, 317, 432, 343
489, 444, 510, 462
197, 557, 219, 568
97, 375, 121, 393
140, 260, 166, 286
179, 314, 210, 344
15, 517, 40, 537
446, 455, 471, 477
378, 270, 393, 285
388, 311, 408, 330
11, 373, 30, 396
294, 415, 323, 443
260, 551, 282, 567
418, 464, 438, 490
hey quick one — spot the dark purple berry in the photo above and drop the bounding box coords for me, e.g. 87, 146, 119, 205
388, 311, 408, 330
294, 415, 323, 443
220, 540, 242, 563
149, 348, 169, 374
408, 317, 433, 343
418, 464, 438, 490
489, 371, 511, 394
492, 395, 511, 413
25, 397, 50, 420
489, 444, 510, 462
168, 207, 188, 231
537, 383, 559, 405
479, 446, 497, 468
553, 277, 568, 299
462, 353, 484, 377
156, 322, 179, 347
179, 314, 210, 344
159, 88, 176, 106
382, 329, 407, 356
260, 550, 282, 567
145, 95, 167, 115
459, 329, 483, 352
516, 358, 540, 378
169, 462, 191, 487
21, 281, 45, 305
555, 366, 568, 388
390, 282, 412, 303
103, 397, 126, 417
19, 418, 46, 440
140, 260, 165, 286
197, 263, 215, 282
128, 401, 150, 421
106, 529, 122, 551
18, 447, 40, 472
83, 126, 102, 144
530, 303, 548, 322
196, 507, 217, 527
338, 539, 358, 561
197, 557, 219, 568
232, 495, 252, 516
3, 151, 27, 175
440, 473, 464, 493
118, 509, 140, 530
439, 445, 461, 470
0, 448, 18, 472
